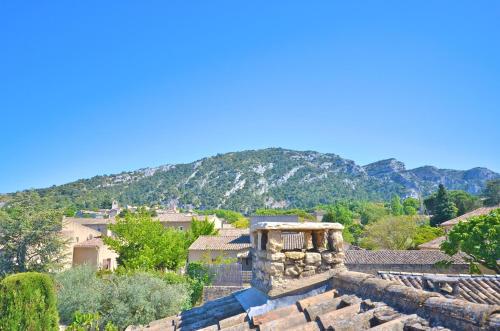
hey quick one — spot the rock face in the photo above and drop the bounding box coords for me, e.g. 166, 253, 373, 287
251, 222, 347, 297
19, 148, 500, 211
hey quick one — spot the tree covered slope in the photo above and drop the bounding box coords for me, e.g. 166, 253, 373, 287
12, 148, 499, 212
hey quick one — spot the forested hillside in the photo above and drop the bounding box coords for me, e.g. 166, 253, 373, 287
5, 148, 498, 212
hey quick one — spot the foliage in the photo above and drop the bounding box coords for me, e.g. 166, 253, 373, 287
322, 203, 354, 225
104, 211, 187, 271
360, 216, 418, 250
197, 209, 245, 223
441, 209, 499, 273
483, 179, 500, 206
425, 189, 480, 217
402, 197, 419, 215
185, 217, 219, 247
0, 192, 68, 276
0, 272, 59, 331
55, 266, 191, 330
54, 265, 104, 324
232, 217, 250, 228
254, 208, 315, 221
66, 312, 102, 331
390, 195, 404, 216
186, 262, 213, 305
413, 225, 444, 246
429, 185, 458, 226
358, 202, 388, 225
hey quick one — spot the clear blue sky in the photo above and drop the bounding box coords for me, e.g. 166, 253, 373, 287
1, 1, 499, 193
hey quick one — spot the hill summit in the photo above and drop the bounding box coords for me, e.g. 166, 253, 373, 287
28, 148, 499, 212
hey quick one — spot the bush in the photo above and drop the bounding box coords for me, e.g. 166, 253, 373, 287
55, 267, 191, 330
0, 272, 59, 331
54, 265, 104, 324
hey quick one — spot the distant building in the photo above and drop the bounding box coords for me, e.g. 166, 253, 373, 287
60, 218, 117, 270
64, 216, 115, 236
156, 212, 222, 231
440, 205, 499, 232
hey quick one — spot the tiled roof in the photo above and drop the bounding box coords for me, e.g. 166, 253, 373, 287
344, 250, 466, 265
218, 229, 250, 236
128, 270, 500, 331
156, 213, 215, 223
189, 235, 251, 251
65, 217, 115, 225
378, 271, 500, 305
417, 236, 446, 250
74, 237, 104, 248
440, 206, 499, 227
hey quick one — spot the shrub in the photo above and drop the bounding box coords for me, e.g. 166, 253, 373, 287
55, 267, 191, 330
101, 272, 191, 329
0, 272, 59, 331
54, 265, 104, 324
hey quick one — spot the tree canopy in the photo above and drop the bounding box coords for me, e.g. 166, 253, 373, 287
429, 184, 458, 226
104, 211, 187, 271
441, 209, 499, 273
483, 179, 500, 207
0, 193, 68, 276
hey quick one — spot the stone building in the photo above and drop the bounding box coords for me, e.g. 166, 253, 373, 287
128, 222, 500, 331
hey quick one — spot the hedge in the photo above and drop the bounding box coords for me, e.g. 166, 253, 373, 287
0, 272, 59, 331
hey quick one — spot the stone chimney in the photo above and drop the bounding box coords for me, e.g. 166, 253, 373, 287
250, 222, 346, 298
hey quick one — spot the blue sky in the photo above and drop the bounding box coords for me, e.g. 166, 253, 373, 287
1, 1, 499, 193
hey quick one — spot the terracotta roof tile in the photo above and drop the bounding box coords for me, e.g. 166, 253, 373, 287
189, 235, 251, 251
345, 250, 466, 265
378, 271, 500, 305
440, 206, 500, 227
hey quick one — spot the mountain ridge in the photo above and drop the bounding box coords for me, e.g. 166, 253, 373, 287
6, 148, 499, 212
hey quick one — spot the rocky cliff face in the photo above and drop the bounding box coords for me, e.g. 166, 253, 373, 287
29, 148, 499, 211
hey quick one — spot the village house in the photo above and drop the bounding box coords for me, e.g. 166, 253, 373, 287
129, 221, 500, 331
64, 216, 115, 236
156, 211, 223, 231
60, 218, 118, 270
439, 205, 499, 232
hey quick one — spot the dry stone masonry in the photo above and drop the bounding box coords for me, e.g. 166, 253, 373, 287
250, 222, 346, 297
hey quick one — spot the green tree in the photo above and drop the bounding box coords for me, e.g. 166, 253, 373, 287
185, 217, 219, 247
0, 202, 68, 276
402, 197, 419, 215
441, 209, 499, 273
104, 211, 187, 271
449, 191, 480, 216
413, 225, 444, 246
322, 203, 354, 225
430, 184, 458, 226
483, 179, 500, 206
360, 216, 418, 250
358, 202, 388, 225
0, 272, 59, 331
390, 195, 404, 216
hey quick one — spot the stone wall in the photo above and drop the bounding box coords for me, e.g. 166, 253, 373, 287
250, 222, 345, 297
202, 285, 248, 303
346, 263, 469, 275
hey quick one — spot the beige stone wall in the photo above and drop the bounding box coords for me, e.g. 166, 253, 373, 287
188, 250, 241, 263
73, 247, 99, 268
97, 244, 118, 270
162, 221, 192, 231
61, 220, 101, 269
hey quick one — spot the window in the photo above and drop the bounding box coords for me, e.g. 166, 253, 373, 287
179, 226, 184, 231
75, 236, 79, 243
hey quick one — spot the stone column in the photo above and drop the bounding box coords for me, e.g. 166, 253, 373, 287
303, 231, 313, 250
328, 229, 344, 253
266, 230, 283, 253
313, 230, 326, 250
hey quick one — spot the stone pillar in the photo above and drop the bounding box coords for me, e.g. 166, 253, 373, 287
266, 230, 283, 253
313, 230, 326, 250
328, 229, 344, 253
303, 231, 313, 250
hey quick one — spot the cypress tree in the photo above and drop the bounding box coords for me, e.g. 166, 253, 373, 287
431, 184, 457, 226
